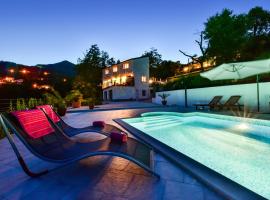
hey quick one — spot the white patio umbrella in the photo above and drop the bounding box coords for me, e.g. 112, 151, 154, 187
200, 59, 270, 112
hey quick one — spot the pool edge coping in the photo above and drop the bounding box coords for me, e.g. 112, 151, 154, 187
114, 115, 266, 200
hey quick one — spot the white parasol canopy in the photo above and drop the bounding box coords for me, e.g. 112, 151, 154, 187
200, 59, 270, 80
200, 59, 270, 112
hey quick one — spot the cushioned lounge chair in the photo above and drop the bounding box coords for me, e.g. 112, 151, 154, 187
219, 95, 244, 111
0, 109, 158, 178
193, 96, 223, 110
37, 105, 125, 137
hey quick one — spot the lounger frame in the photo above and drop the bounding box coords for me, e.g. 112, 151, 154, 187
0, 114, 159, 178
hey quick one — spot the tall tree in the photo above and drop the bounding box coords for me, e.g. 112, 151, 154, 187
142, 48, 162, 77
75, 44, 113, 100
247, 7, 270, 37
107, 57, 116, 65
241, 7, 270, 60
204, 9, 247, 64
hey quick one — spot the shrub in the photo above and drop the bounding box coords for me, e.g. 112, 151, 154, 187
15, 99, 27, 111
65, 90, 83, 104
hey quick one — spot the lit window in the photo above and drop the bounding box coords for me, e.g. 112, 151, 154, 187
141, 76, 147, 82
123, 63, 129, 69
113, 66, 118, 72
105, 69, 109, 74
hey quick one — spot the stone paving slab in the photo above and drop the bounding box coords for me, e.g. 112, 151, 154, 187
0, 106, 223, 200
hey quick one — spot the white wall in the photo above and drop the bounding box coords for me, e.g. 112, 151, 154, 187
132, 57, 150, 99
111, 86, 136, 100
154, 82, 270, 112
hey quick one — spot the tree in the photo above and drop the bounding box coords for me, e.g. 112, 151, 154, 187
204, 9, 247, 64
100, 51, 109, 67
155, 60, 181, 79
240, 7, 270, 60
142, 48, 162, 77
179, 31, 209, 71
247, 7, 270, 37
75, 44, 113, 101
107, 57, 116, 65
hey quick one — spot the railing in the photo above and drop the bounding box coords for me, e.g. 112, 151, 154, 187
0, 99, 16, 113
0, 98, 44, 113
102, 77, 135, 89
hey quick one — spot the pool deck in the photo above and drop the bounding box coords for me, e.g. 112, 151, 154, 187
1, 102, 269, 200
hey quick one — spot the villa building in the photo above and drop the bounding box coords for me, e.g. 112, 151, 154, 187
102, 56, 150, 101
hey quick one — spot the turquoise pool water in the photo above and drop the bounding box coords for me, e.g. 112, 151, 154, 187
123, 112, 270, 199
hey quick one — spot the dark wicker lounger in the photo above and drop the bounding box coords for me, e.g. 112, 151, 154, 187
193, 96, 223, 110
0, 112, 158, 178
219, 95, 244, 111
38, 105, 124, 137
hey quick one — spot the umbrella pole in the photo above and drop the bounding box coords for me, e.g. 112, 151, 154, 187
185, 86, 188, 108
256, 74, 260, 112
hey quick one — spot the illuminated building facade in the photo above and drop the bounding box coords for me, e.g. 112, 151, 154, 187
102, 56, 150, 101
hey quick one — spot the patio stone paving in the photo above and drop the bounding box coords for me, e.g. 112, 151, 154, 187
0, 104, 225, 200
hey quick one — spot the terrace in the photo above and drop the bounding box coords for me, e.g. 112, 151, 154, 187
0, 103, 224, 200
1, 1, 270, 199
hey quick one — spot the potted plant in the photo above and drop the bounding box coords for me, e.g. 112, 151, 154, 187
158, 93, 170, 106
87, 98, 95, 109
65, 90, 83, 108
56, 101, 67, 116
72, 95, 82, 108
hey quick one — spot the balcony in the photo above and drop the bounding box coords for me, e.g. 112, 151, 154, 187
102, 76, 134, 89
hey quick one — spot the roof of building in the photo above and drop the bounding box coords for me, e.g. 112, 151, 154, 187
103, 56, 149, 69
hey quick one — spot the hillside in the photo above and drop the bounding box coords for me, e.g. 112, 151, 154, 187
0, 60, 76, 77
37, 60, 76, 77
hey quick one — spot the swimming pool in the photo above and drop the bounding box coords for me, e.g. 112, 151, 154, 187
122, 112, 270, 199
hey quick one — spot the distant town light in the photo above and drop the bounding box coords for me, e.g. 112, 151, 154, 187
149, 79, 153, 84
21, 69, 28, 74
105, 69, 109, 74
9, 69, 15, 73
4, 76, 14, 82
32, 83, 37, 88
41, 85, 50, 90
43, 71, 49, 75
63, 78, 67, 82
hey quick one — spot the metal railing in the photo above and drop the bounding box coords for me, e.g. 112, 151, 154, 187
0, 99, 16, 113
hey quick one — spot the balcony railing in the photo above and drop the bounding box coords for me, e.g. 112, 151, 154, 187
102, 77, 134, 89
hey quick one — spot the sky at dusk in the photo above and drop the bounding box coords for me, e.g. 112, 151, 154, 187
1, 0, 269, 65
